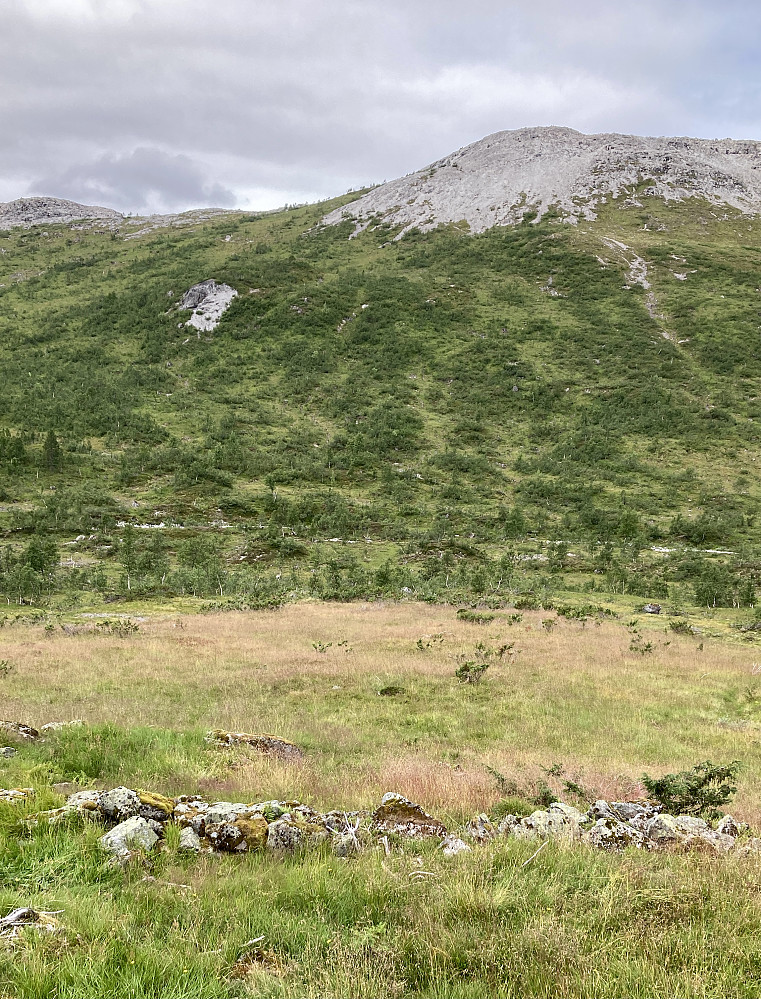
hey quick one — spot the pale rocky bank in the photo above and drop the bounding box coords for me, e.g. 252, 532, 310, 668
322, 126, 761, 236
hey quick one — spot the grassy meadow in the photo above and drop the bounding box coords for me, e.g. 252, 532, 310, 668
3, 601, 761, 996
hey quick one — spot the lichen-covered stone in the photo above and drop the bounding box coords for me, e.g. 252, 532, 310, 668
549, 802, 588, 824
174, 800, 210, 835
137, 790, 175, 821
643, 813, 687, 845
205, 802, 251, 825
513, 809, 581, 842
100, 816, 160, 858
466, 813, 496, 843
716, 815, 742, 838
496, 814, 520, 836
371, 792, 446, 838
0, 721, 39, 741
206, 821, 247, 852
99, 787, 141, 823
441, 835, 472, 857
583, 818, 650, 851
235, 816, 270, 851
65, 789, 103, 816
1, 747, 17, 758
266, 817, 304, 854
332, 832, 360, 857
40, 720, 83, 733
253, 800, 290, 822
324, 809, 368, 834
734, 837, 761, 857
178, 826, 201, 852
0, 787, 34, 805
205, 730, 303, 759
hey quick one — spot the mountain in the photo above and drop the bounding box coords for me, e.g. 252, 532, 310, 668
0, 196, 123, 230
1, 130, 761, 612
323, 126, 761, 235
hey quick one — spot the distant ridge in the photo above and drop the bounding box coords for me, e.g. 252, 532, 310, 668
322, 126, 761, 236
0, 196, 123, 230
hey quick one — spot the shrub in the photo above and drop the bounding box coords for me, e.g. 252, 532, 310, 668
455, 660, 490, 684
642, 760, 741, 817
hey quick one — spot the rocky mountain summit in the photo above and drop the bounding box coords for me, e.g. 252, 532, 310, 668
0, 196, 123, 230
323, 126, 761, 236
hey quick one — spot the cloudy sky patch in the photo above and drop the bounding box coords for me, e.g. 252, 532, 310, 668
1, 0, 758, 213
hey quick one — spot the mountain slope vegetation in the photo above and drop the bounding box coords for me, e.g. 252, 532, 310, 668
1, 187, 760, 612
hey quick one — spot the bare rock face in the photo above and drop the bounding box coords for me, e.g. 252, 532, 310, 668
180, 281, 238, 332
323, 126, 761, 238
0, 197, 122, 230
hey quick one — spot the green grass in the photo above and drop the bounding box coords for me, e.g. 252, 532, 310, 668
4, 783, 761, 997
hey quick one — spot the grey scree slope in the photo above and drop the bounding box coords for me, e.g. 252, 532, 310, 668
322, 126, 761, 237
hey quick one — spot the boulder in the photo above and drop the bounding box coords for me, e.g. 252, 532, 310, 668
180, 281, 238, 332
589, 800, 659, 826
207, 816, 269, 853
643, 813, 686, 845
512, 809, 582, 842
332, 832, 361, 858
549, 802, 588, 823
204, 802, 252, 826
99, 816, 160, 859
441, 835, 472, 857
205, 730, 303, 759
324, 809, 368, 834
65, 789, 103, 816
583, 818, 650, 851
266, 817, 304, 854
734, 837, 761, 857
266, 814, 330, 854
174, 803, 210, 835
0, 747, 17, 758
99, 787, 141, 823
0, 787, 34, 805
716, 815, 743, 838
0, 721, 39, 741
137, 790, 175, 822
371, 793, 446, 839
40, 720, 83, 733
466, 813, 496, 843
178, 827, 201, 852
496, 814, 521, 836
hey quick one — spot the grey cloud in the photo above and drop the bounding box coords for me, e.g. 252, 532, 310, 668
1, 0, 759, 212
30, 148, 237, 213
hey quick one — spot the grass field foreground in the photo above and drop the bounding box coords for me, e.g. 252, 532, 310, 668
3, 602, 761, 996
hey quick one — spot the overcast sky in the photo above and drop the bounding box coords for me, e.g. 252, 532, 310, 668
2, 0, 760, 214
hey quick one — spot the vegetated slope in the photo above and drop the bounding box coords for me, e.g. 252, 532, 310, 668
323, 126, 761, 235
0, 173, 760, 610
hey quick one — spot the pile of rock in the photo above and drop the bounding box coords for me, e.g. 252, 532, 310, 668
17, 786, 761, 863
26, 785, 372, 862
491, 799, 756, 855
0, 788, 34, 805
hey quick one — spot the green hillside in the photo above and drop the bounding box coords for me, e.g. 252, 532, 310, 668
1, 192, 760, 613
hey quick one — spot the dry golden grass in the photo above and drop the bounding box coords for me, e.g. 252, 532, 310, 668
2, 601, 760, 820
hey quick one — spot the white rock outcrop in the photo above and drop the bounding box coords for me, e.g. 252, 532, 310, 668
180, 280, 238, 331
323, 126, 761, 237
